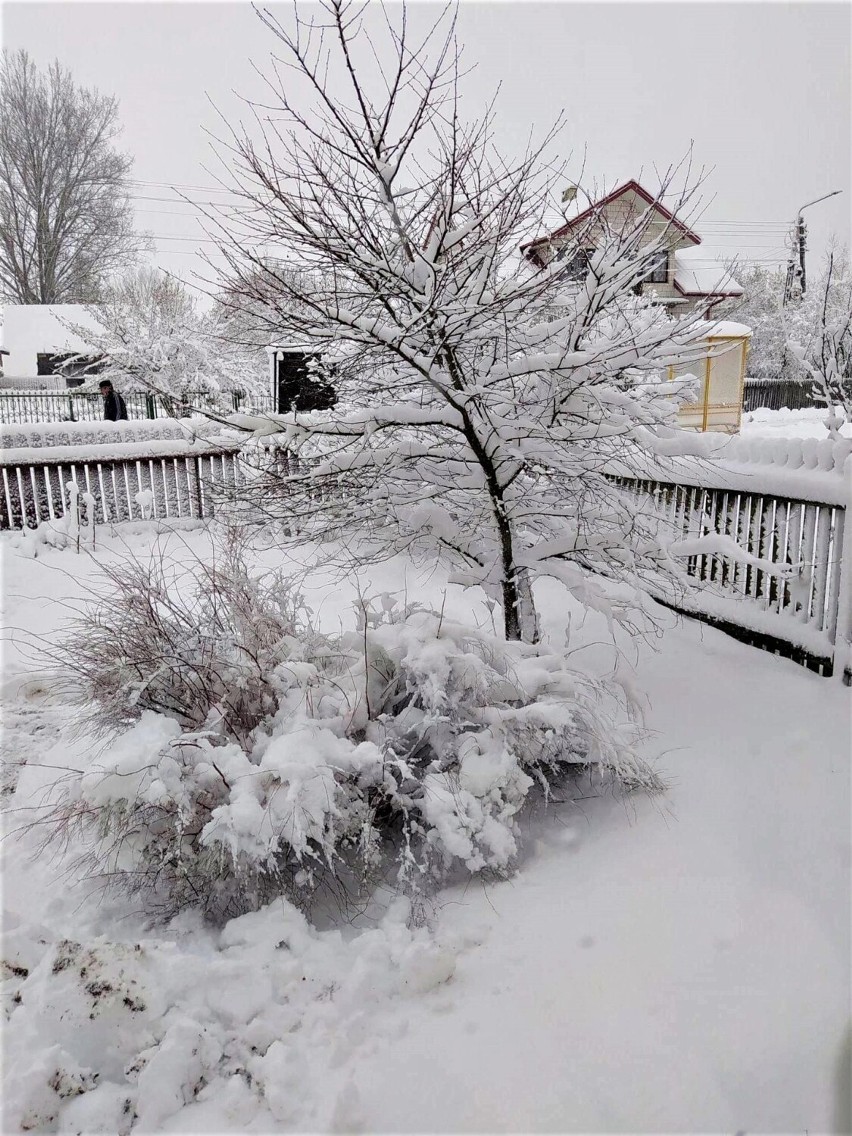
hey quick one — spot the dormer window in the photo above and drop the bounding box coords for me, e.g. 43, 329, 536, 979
557, 246, 594, 281
643, 250, 669, 284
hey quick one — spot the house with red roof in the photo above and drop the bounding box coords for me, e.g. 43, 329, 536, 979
521, 179, 743, 312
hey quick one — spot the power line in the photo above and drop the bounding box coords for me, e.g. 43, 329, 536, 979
120, 184, 799, 228
140, 224, 794, 255
153, 249, 791, 267
135, 207, 216, 218
696, 221, 793, 227
119, 181, 812, 231
124, 183, 797, 223
132, 208, 795, 247
122, 178, 240, 195
145, 236, 793, 263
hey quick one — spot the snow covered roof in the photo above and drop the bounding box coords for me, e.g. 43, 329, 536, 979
521, 179, 703, 263
1, 305, 103, 379
673, 256, 743, 298
3, 305, 101, 356
688, 319, 753, 339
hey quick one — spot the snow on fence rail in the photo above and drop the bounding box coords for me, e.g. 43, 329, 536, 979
0, 375, 66, 391
4, 425, 850, 680
608, 439, 852, 680
0, 441, 244, 530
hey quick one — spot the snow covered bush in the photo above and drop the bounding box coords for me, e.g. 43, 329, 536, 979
726, 249, 852, 403
722, 264, 791, 381
33, 556, 660, 923
0, 416, 225, 451
53, 545, 317, 745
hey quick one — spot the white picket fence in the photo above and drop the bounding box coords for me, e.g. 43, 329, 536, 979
2, 437, 850, 680
0, 445, 244, 529
609, 474, 850, 680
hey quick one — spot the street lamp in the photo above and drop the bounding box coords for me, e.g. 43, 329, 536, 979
783, 189, 843, 305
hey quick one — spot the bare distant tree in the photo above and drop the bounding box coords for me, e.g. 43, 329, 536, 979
787, 251, 852, 435
0, 49, 145, 304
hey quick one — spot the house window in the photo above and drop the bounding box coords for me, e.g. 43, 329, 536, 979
557, 246, 594, 281
642, 250, 669, 284
36, 352, 103, 379
275, 351, 337, 413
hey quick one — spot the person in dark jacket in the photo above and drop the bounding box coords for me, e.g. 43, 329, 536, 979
99, 380, 128, 421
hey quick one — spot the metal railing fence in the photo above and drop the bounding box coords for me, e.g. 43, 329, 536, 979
0, 390, 275, 425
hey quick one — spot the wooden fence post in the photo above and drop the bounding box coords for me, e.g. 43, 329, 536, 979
834, 503, 852, 685
192, 455, 204, 518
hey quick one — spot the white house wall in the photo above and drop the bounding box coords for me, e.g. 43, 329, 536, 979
534, 190, 698, 303
2, 305, 102, 379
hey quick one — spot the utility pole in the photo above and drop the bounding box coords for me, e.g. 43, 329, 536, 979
783, 189, 842, 306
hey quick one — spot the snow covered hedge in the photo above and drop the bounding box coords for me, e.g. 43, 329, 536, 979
32, 551, 660, 923
0, 416, 227, 452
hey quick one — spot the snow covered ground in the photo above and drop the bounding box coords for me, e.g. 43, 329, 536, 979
741, 404, 852, 439
2, 522, 850, 1134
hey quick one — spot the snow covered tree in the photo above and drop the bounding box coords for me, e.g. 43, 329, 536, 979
0, 50, 145, 303
727, 249, 852, 397
786, 251, 852, 435
212, 1, 715, 643
64, 266, 267, 410
212, 261, 339, 410
722, 264, 789, 380
212, 259, 326, 352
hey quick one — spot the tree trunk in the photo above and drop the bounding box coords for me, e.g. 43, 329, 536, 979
501, 575, 523, 641
515, 567, 541, 644
454, 399, 541, 644
494, 501, 539, 643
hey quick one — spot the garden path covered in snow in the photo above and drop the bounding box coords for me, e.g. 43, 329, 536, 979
2, 523, 849, 1134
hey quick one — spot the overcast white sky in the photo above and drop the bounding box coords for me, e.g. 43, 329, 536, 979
3, 1, 849, 299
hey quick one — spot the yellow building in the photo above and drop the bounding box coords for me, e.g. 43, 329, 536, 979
670, 320, 752, 433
